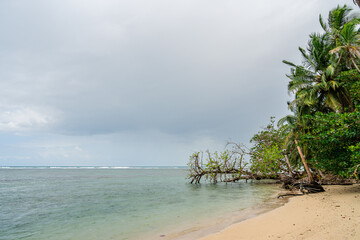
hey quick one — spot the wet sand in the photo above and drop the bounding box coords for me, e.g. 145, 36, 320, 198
198, 184, 360, 240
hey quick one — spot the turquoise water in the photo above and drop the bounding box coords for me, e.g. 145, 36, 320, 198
0, 168, 280, 240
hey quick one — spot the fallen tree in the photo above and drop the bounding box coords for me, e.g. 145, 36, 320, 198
188, 142, 297, 184
188, 145, 283, 184
187, 141, 357, 192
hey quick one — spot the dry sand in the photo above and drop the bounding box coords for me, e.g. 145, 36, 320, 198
198, 184, 360, 240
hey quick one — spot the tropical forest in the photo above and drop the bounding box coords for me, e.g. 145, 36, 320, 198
188, 4, 360, 191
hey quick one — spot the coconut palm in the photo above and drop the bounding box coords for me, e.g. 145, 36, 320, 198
284, 33, 347, 112
330, 20, 360, 73
320, 6, 360, 72
324, 5, 353, 33
278, 111, 315, 183
284, 6, 359, 113
278, 5, 360, 183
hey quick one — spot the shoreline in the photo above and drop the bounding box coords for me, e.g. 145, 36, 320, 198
197, 184, 360, 240
151, 185, 288, 240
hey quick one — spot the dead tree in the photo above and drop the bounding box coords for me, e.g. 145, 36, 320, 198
187, 143, 284, 184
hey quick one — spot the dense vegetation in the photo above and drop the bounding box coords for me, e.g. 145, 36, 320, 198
188, 5, 360, 184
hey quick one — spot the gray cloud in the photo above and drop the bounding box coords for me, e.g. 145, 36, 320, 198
0, 0, 352, 165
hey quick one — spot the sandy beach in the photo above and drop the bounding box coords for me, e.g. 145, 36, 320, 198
198, 184, 360, 240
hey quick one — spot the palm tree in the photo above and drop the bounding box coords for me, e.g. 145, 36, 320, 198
324, 5, 360, 111
330, 20, 360, 73
280, 5, 360, 182
321, 5, 360, 73
278, 112, 315, 183
284, 6, 358, 113
322, 5, 353, 35
284, 33, 346, 112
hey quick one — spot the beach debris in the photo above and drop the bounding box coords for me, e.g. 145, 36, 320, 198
278, 182, 325, 198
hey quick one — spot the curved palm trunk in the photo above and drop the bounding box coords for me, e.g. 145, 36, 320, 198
295, 139, 315, 183
284, 154, 293, 178
350, 56, 360, 73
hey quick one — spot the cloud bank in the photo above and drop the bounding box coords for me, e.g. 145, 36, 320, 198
0, 0, 351, 166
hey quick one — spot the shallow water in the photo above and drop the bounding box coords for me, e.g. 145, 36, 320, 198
0, 168, 280, 240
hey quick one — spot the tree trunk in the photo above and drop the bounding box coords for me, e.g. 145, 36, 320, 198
295, 139, 315, 183
284, 154, 293, 178
351, 56, 360, 73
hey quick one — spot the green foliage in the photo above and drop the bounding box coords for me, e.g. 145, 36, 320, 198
250, 117, 287, 176
188, 5, 360, 183
284, 5, 360, 114
337, 70, 360, 107
250, 144, 283, 175
349, 143, 360, 179
280, 5, 360, 180
300, 110, 360, 177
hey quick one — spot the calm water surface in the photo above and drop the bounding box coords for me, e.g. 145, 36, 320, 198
0, 168, 280, 240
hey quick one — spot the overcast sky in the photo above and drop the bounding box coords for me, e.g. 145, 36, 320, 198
0, 0, 352, 166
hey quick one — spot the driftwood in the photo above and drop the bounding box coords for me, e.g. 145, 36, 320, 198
293, 182, 325, 193
278, 193, 304, 198
189, 169, 281, 184
278, 182, 325, 198
190, 171, 283, 184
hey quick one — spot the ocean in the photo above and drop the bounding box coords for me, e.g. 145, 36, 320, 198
0, 167, 281, 240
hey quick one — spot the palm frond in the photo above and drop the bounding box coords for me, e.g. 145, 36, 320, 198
325, 92, 342, 111
319, 14, 329, 32
330, 46, 343, 54
282, 60, 297, 67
